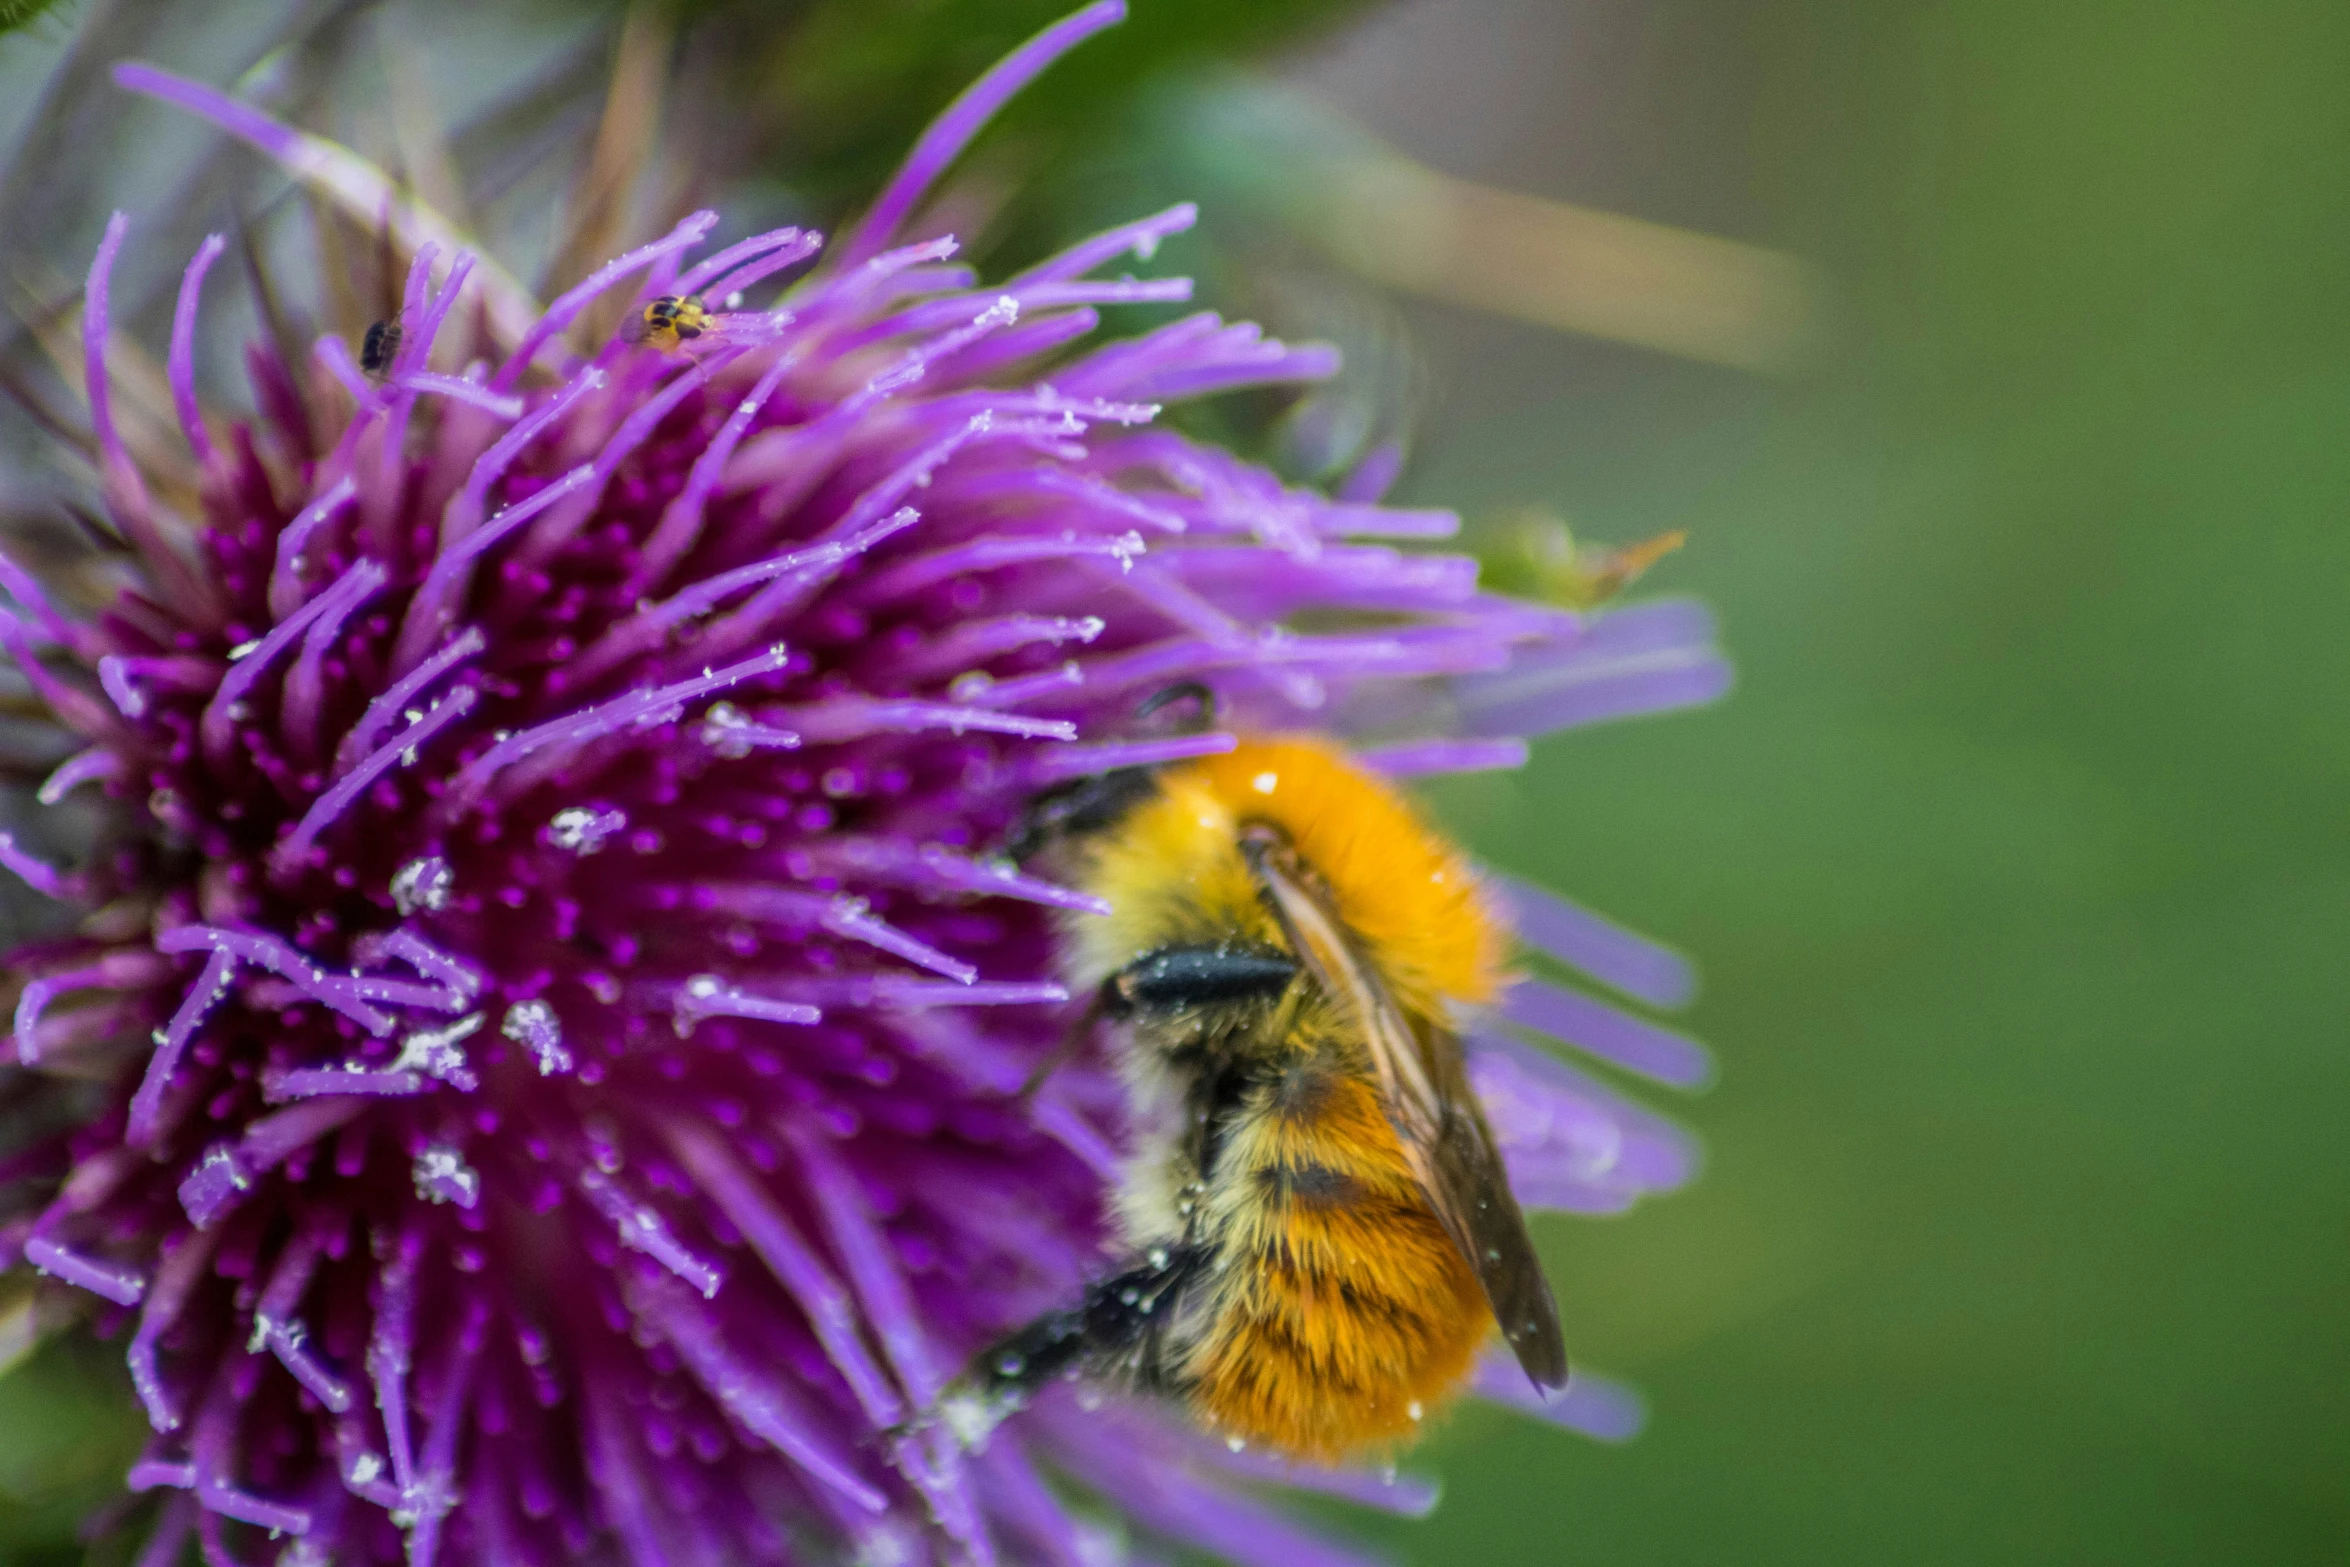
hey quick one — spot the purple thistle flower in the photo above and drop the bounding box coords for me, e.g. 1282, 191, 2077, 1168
0, 5, 1729, 1563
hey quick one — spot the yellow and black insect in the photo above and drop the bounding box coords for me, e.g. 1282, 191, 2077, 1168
359, 318, 402, 377
620, 294, 710, 352
933, 712, 1565, 1461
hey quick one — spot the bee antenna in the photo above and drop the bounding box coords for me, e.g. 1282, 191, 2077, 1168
1135, 680, 1216, 731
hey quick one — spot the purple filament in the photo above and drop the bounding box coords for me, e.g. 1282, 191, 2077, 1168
699, 886, 978, 984
671, 976, 823, 1032
200, 559, 387, 762
253, 1211, 356, 1412
1359, 737, 1531, 776
1470, 1356, 1647, 1443
82, 215, 156, 550
155, 926, 392, 1035
315, 332, 373, 404
168, 233, 228, 470
368, 1228, 421, 1491
0, 831, 70, 899
281, 557, 392, 756
331, 625, 484, 777
429, 367, 607, 563
372, 930, 482, 1001
1499, 976, 1714, 1090
1494, 872, 1698, 1010
779, 698, 1076, 745
126, 948, 236, 1145
395, 466, 600, 669
814, 838, 1109, 916
1012, 201, 1197, 284
632, 350, 807, 590
667, 1124, 908, 1428
0, 544, 100, 658
14, 955, 137, 1064
601, 508, 920, 678
448, 646, 791, 804
573, 1168, 723, 1298
394, 373, 524, 419
25, 1236, 147, 1304
632, 1279, 889, 1513
279, 685, 478, 866
1021, 732, 1237, 784
267, 1066, 424, 1101
675, 226, 819, 298
838, 0, 1126, 268
129, 1228, 220, 1431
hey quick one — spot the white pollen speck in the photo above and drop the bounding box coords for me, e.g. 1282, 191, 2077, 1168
1407, 1400, 1425, 1422
413, 1144, 481, 1208
226, 639, 261, 661
390, 856, 453, 915
349, 1453, 383, 1486
938, 1388, 1006, 1451
548, 805, 626, 854
502, 1000, 572, 1075
392, 1012, 484, 1087
1225, 1435, 1246, 1452
1251, 772, 1279, 794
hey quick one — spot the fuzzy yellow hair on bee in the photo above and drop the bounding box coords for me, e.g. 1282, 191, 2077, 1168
930, 731, 1563, 1462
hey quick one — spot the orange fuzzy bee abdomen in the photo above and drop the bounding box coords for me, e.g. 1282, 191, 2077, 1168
1188, 1061, 1489, 1460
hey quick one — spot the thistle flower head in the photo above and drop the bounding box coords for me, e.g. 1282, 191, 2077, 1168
0, 7, 1726, 1563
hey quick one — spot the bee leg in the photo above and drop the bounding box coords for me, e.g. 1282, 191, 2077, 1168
931, 1247, 1204, 1449
1019, 946, 1297, 1102
1016, 982, 1113, 1101
1002, 765, 1160, 861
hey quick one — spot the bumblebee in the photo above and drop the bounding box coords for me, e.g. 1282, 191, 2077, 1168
620, 293, 710, 352
936, 727, 1566, 1461
358, 318, 402, 377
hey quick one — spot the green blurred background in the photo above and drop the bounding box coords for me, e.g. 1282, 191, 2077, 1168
2, 0, 2345, 1562
1383, 4, 2350, 1562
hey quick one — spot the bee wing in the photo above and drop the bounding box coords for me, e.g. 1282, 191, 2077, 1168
619, 311, 653, 345
1243, 835, 1570, 1392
